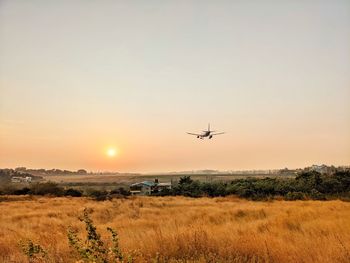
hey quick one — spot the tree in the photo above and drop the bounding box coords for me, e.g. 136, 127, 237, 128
77, 169, 88, 175
179, 176, 193, 185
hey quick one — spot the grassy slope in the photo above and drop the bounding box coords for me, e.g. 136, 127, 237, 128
0, 196, 349, 262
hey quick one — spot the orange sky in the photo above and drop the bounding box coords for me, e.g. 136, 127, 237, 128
1, 1, 350, 172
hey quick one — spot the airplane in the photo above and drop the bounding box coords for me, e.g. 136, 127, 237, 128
187, 124, 225, 139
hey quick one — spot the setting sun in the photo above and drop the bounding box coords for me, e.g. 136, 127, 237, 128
106, 148, 117, 157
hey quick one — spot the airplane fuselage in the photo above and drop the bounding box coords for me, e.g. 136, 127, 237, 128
203, 131, 210, 136
197, 131, 212, 139
187, 124, 224, 139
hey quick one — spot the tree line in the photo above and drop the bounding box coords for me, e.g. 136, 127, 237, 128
1, 170, 349, 201
162, 171, 350, 200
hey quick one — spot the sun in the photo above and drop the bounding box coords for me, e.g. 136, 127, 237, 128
106, 147, 117, 157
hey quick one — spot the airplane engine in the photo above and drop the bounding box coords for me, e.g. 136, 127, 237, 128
209, 135, 213, 139
197, 136, 200, 138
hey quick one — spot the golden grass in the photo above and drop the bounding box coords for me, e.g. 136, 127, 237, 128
0, 196, 349, 262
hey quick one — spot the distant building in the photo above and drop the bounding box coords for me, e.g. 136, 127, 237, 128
130, 179, 172, 195
11, 176, 32, 183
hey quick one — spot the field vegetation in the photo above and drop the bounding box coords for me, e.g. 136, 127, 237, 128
1, 170, 349, 201
0, 196, 349, 262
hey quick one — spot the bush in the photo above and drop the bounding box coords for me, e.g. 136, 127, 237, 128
200, 182, 227, 197
285, 191, 305, 201
110, 187, 130, 197
13, 187, 31, 195
67, 208, 125, 262
64, 188, 83, 197
29, 182, 64, 196
152, 187, 172, 196
86, 190, 110, 201
168, 172, 350, 200
19, 239, 47, 262
309, 189, 326, 200
20, 209, 130, 263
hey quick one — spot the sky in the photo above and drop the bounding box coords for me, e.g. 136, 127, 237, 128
0, 0, 350, 173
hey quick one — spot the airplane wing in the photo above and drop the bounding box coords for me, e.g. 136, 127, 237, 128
211, 132, 225, 135
187, 132, 201, 136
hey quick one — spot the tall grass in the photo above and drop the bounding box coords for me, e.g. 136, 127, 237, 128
0, 196, 349, 262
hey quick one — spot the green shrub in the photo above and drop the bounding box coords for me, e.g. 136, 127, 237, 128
309, 188, 326, 200
64, 188, 83, 197
110, 187, 130, 196
86, 189, 110, 201
67, 208, 127, 262
13, 187, 31, 195
29, 182, 64, 196
19, 239, 47, 262
162, 172, 350, 200
285, 191, 305, 201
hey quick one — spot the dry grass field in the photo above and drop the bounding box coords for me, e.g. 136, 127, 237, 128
0, 196, 349, 263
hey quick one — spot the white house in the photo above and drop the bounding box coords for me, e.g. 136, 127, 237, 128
11, 176, 32, 183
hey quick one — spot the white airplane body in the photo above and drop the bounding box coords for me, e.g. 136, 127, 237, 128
187, 124, 225, 139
